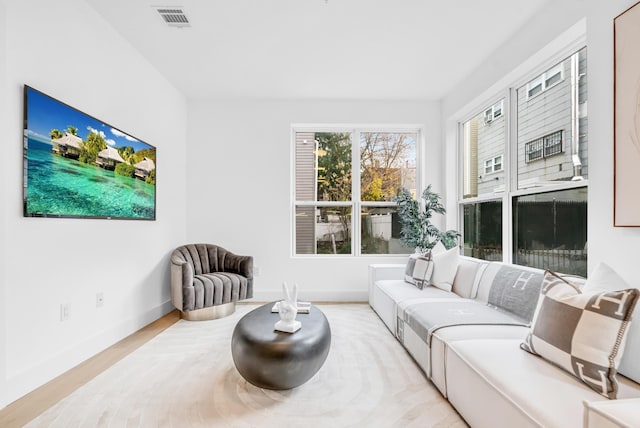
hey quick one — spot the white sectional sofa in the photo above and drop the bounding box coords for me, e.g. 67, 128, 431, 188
369, 256, 640, 428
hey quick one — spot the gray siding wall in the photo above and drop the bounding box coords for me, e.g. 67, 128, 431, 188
477, 106, 506, 196
516, 49, 587, 186
467, 48, 587, 199
517, 58, 573, 185
295, 132, 316, 254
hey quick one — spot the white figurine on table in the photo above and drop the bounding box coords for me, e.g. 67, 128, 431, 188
275, 282, 301, 333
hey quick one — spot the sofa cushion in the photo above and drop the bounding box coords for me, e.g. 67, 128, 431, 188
521, 270, 640, 399
372, 279, 458, 338
192, 272, 249, 309
446, 339, 640, 428
404, 253, 433, 289
581, 262, 640, 384
430, 324, 529, 397
399, 299, 528, 347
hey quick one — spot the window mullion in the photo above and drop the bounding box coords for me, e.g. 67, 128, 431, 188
504, 87, 516, 264
352, 129, 360, 256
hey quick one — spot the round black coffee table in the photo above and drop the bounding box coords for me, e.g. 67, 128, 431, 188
231, 302, 331, 390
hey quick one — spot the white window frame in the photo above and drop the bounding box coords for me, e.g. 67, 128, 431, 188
456, 36, 587, 265
291, 124, 423, 258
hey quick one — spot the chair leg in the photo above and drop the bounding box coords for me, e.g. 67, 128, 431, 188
181, 302, 236, 321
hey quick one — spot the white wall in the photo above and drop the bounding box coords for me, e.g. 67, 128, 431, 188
0, 0, 8, 408
585, 0, 640, 286
1, 0, 188, 407
441, 0, 640, 289
186, 99, 441, 301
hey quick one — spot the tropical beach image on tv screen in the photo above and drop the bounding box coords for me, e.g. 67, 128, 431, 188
23, 86, 156, 220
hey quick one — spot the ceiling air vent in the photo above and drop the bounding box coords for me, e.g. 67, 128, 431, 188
154, 6, 191, 28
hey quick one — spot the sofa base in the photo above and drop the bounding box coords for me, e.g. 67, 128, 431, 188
181, 302, 236, 321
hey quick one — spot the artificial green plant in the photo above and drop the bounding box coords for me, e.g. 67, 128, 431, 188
393, 185, 459, 253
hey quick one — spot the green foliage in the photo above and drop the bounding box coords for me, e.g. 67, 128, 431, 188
66, 126, 78, 136
393, 185, 460, 251
118, 146, 135, 162
315, 133, 352, 244
317, 239, 351, 254
115, 162, 135, 178
50, 129, 63, 140
79, 131, 106, 164
316, 133, 352, 201
362, 177, 383, 201
145, 168, 156, 185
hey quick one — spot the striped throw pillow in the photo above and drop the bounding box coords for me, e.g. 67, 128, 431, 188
404, 252, 434, 290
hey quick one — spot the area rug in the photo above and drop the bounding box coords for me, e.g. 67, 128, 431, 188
27, 304, 466, 428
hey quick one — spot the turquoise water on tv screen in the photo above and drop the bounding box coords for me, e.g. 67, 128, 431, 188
25, 138, 155, 219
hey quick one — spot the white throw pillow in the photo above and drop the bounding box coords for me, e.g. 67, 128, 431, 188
430, 245, 459, 292
582, 262, 629, 293
431, 241, 446, 255
582, 262, 640, 384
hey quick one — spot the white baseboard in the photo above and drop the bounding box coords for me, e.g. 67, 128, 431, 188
2, 300, 174, 409
252, 289, 368, 303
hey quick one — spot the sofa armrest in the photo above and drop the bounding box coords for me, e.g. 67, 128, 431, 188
223, 252, 254, 279
170, 258, 194, 311
368, 263, 406, 303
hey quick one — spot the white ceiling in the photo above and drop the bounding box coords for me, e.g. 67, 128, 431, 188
85, 0, 549, 100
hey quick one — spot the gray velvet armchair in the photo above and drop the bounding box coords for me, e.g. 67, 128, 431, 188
170, 243, 253, 320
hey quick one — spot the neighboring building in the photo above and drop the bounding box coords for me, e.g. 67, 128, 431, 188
134, 157, 155, 180
295, 132, 317, 254
51, 132, 83, 159
468, 48, 588, 197
96, 146, 126, 170
475, 99, 506, 196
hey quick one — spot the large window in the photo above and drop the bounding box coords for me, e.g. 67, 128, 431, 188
294, 128, 419, 256
459, 46, 587, 276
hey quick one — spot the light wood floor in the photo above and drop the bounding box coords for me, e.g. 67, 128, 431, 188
0, 310, 181, 428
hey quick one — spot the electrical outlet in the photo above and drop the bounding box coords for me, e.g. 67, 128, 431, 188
254, 266, 261, 276
60, 303, 70, 321
96, 292, 104, 308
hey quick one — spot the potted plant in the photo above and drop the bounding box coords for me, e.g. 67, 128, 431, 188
393, 185, 459, 253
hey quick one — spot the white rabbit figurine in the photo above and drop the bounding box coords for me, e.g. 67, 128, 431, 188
274, 282, 302, 333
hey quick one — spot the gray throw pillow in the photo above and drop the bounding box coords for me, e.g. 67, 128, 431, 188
404, 252, 434, 290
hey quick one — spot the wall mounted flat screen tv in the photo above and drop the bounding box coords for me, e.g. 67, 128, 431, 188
23, 85, 156, 220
